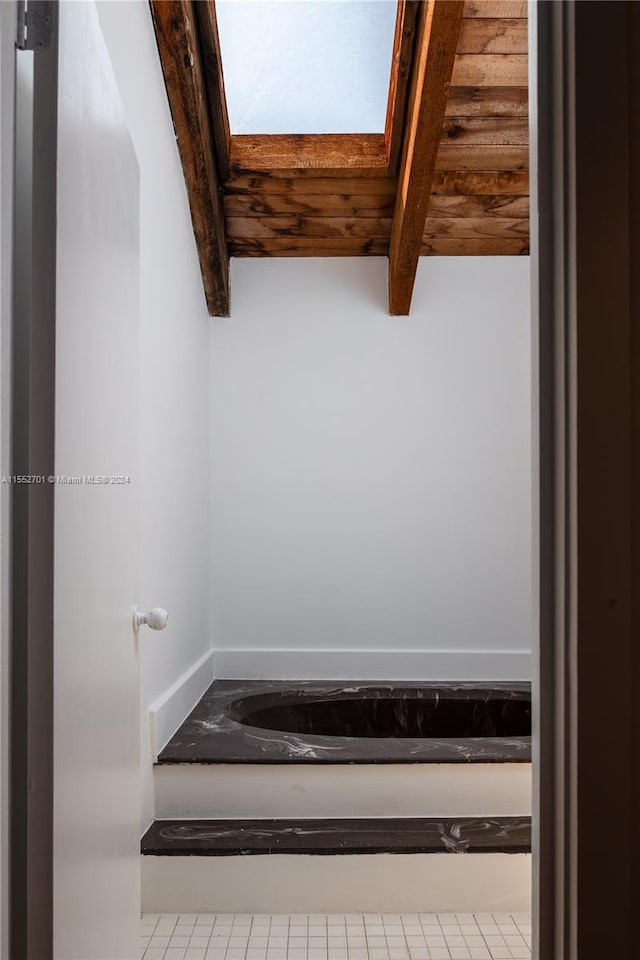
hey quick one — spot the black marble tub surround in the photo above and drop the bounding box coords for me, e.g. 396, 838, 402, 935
157, 680, 531, 765
141, 816, 532, 857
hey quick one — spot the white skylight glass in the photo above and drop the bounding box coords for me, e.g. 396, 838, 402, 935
216, 0, 398, 135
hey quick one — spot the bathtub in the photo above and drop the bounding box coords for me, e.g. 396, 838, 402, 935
155, 681, 532, 819
226, 684, 531, 744
149, 680, 532, 913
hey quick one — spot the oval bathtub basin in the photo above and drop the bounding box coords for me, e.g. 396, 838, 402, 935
226, 688, 531, 740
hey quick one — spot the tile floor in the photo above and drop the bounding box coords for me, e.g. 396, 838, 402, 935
140, 913, 532, 960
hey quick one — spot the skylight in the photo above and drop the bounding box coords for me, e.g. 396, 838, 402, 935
215, 0, 399, 135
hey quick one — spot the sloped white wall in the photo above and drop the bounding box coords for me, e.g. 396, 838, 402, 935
210, 257, 532, 680
97, 1, 212, 833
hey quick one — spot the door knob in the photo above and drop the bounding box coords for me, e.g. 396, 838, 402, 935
133, 606, 169, 633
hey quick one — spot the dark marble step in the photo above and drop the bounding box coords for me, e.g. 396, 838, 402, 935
158, 680, 532, 765
141, 817, 531, 857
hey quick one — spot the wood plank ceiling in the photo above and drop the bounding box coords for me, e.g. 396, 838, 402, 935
151, 0, 529, 316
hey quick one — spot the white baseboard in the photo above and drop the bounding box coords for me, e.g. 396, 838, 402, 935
141, 852, 532, 914
149, 649, 215, 757
213, 649, 531, 681
154, 761, 531, 819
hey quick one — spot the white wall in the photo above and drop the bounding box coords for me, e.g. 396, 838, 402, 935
97, 1, 213, 833
210, 257, 532, 680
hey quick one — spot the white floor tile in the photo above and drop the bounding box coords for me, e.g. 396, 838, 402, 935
140, 912, 537, 960
150, 937, 171, 949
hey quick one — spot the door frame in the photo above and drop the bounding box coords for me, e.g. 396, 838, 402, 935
5, 1, 640, 958
9, 3, 58, 957
534, 1, 640, 958
0, 3, 18, 957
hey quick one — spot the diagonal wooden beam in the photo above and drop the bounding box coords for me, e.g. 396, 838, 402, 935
150, 0, 230, 316
194, 0, 231, 180
388, 0, 465, 315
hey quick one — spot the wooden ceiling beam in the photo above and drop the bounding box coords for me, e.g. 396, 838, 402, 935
193, 0, 231, 180
150, 0, 230, 317
385, 0, 420, 174
388, 0, 465, 315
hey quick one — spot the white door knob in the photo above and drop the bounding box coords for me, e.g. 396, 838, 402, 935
133, 606, 169, 633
